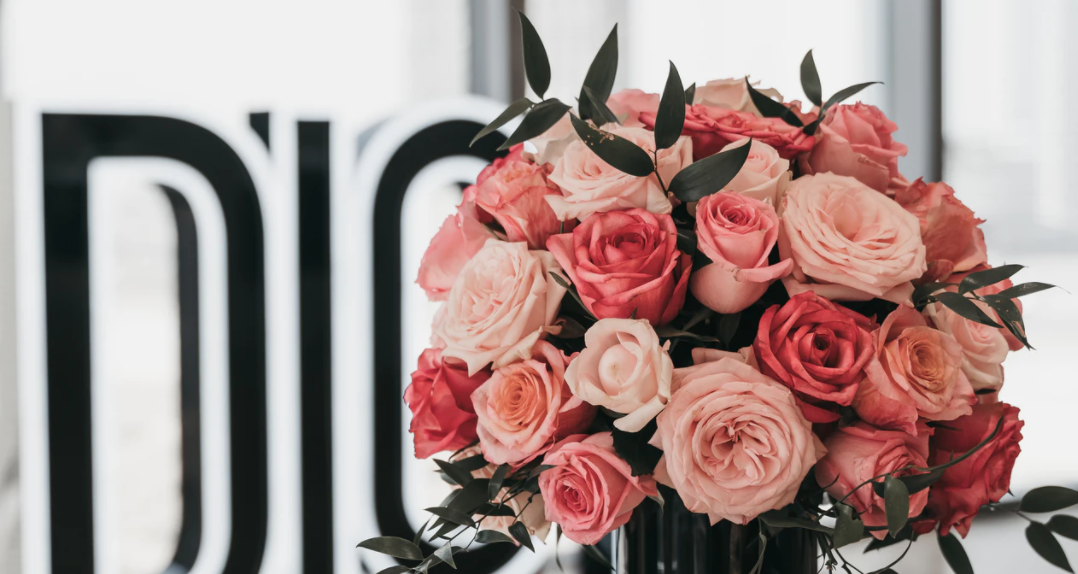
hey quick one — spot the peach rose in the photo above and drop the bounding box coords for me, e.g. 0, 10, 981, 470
923, 300, 1009, 393
547, 125, 691, 221
564, 318, 673, 432
434, 239, 567, 375
642, 105, 815, 161
539, 433, 658, 545
472, 144, 570, 249
855, 306, 976, 434
471, 341, 595, 466
607, 89, 660, 128
815, 422, 931, 539
404, 348, 491, 459
651, 355, 826, 524
895, 179, 987, 282
779, 173, 926, 304
452, 446, 551, 542
802, 103, 907, 193
693, 77, 784, 115
690, 190, 793, 314
416, 186, 497, 301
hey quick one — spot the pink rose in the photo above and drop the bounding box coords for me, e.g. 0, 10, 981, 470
606, 89, 660, 128
404, 348, 491, 459
923, 299, 1009, 393
546, 209, 691, 326
416, 186, 497, 301
539, 433, 658, 545
779, 173, 927, 304
816, 422, 931, 539
690, 190, 793, 314
692, 77, 784, 115
753, 292, 876, 423
564, 318, 673, 432
652, 356, 826, 524
855, 306, 976, 434
547, 125, 691, 221
802, 103, 907, 193
894, 179, 987, 282
434, 239, 567, 374
452, 446, 551, 541
712, 139, 791, 204
471, 341, 595, 466
472, 144, 571, 249
927, 402, 1024, 537
642, 105, 815, 161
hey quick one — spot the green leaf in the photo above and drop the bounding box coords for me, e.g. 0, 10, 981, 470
434, 542, 457, 570
996, 281, 1056, 299
377, 567, 413, 574
884, 475, 910, 537
1022, 487, 1078, 513
578, 24, 619, 123
424, 506, 476, 528
1049, 515, 1078, 541
933, 292, 1002, 328
759, 510, 834, 534
800, 50, 823, 106
357, 536, 424, 561
414, 518, 429, 546
719, 312, 740, 346
581, 544, 615, 572
569, 113, 655, 177
471, 97, 534, 147
983, 295, 1030, 348
668, 136, 753, 202
959, 264, 1024, 294
475, 529, 516, 544
898, 468, 944, 495
499, 98, 571, 151
822, 81, 882, 112
434, 459, 473, 487
447, 478, 491, 513
1027, 521, 1074, 572
508, 521, 535, 552
516, 11, 550, 98
912, 281, 954, 305
582, 86, 621, 126
745, 78, 802, 127
937, 531, 973, 574
833, 503, 864, 548
549, 271, 571, 289
453, 454, 491, 472
654, 61, 686, 150
684, 82, 696, 105
488, 464, 510, 500
611, 419, 663, 476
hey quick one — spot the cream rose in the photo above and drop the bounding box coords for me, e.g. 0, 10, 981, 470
923, 301, 1009, 392
779, 173, 926, 304
564, 318, 673, 432
694, 77, 783, 116
546, 125, 692, 221
435, 239, 567, 375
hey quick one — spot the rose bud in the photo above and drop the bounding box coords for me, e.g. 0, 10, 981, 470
801, 103, 908, 193
690, 189, 793, 314
894, 179, 987, 282
404, 348, 490, 459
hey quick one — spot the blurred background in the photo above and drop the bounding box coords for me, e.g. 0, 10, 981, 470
1, 1, 1077, 573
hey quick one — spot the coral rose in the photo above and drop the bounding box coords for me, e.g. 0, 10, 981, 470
894, 179, 987, 282
404, 348, 490, 459
539, 433, 658, 545
472, 144, 569, 249
546, 209, 691, 326
779, 173, 926, 304
690, 190, 793, 314
802, 103, 907, 193
651, 355, 826, 525
815, 422, 931, 539
434, 239, 567, 374
855, 306, 976, 434
641, 104, 815, 161
451, 446, 551, 542
471, 341, 595, 466
546, 124, 691, 221
564, 318, 673, 432
927, 402, 1024, 537
754, 292, 876, 422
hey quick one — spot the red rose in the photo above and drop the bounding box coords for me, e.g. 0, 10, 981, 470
895, 179, 987, 282
404, 348, 490, 459
801, 103, 907, 193
753, 292, 876, 422
926, 402, 1024, 537
641, 104, 815, 161
473, 144, 570, 250
546, 209, 691, 326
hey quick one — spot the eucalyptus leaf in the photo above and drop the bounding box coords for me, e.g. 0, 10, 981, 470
800, 49, 823, 106
434, 542, 457, 570
1048, 515, 1078, 541
959, 264, 1024, 294
822, 81, 882, 112
684, 82, 696, 105
884, 475, 910, 537
996, 282, 1056, 299
424, 506, 476, 528
470, 97, 534, 147
1027, 521, 1073, 572
937, 531, 973, 574
569, 113, 655, 177
434, 459, 473, 487
517, 11, 550, 98
582, 86, 621, 126
581, 544, 615, 572
499, 98, 572, 151
357, 536, 424, 561
508, 521, 535, 552
746, 79, 802, 127
488, 464, 510, 500
1021, 486, 1078, 513
475, 529, 516, 545
833, 503, 864, 548
932, 292, 1002, 328
668, 137, 753, 202
654, 61, 687, 150
578, 25, 619, 123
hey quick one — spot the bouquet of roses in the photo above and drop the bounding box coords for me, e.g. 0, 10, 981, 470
359, 15, 1075, 574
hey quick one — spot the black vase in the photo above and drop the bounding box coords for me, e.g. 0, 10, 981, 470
612, 487, 816, 574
